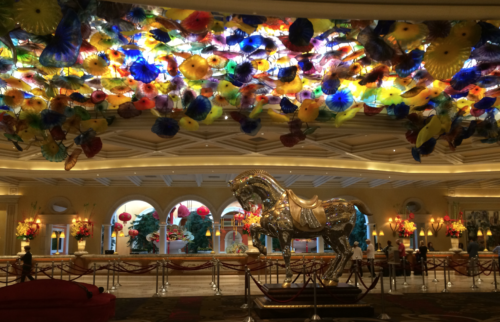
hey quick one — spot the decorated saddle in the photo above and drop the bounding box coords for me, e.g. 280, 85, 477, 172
286, 190, 326, 232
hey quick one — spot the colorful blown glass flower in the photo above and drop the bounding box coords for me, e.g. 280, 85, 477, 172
130, 59, 160, 83
424, 37, 471, 80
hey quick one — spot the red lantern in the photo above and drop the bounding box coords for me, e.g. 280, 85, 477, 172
114, 223, 123, 231
234, 213, 245, 222
128, 229, 139, 238
178, 204, 190, 218
118, 212, 132, 223
197, 206, 210, 220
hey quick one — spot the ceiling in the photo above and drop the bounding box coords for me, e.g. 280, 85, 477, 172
3, 111, 500, 190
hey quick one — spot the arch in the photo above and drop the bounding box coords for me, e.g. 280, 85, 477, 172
106, 195, 162, 224
216, 197, 241, 220
335, 195, 374, 223
163, 195, 217, 223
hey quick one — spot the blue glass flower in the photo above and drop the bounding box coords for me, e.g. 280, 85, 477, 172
474, 96, 497, 109
151, 117, 179, 138
150, 29, 171, 43
326, 89, 353, 112
278, 66, 297, 83
185, 96, 212, 121
239, 35, 264, 53
240, 117, 261, 136
321, 77, 340, 95
395, 49, 424, 77
40, 110, 67, 129
226, 29, 248, 46
126, 7, 147, 23
130, 58, 160, 83
450, 67, 481, 91
280, 97, 298, 114
386, 103, 410, 120
288, 18, 313, 46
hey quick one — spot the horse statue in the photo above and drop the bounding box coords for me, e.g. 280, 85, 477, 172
229, 169, 372, 287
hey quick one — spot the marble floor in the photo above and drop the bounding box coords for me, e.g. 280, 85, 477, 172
20, 271, 499, 298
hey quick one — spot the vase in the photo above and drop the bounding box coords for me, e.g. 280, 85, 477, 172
246, 238, 259, 254
20, 240, 30, 253
78, 239, 86, 252
450, 238, 459, 250
401, 237, 411, 249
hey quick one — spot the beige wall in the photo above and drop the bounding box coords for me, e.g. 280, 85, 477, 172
4, 185, 499, 255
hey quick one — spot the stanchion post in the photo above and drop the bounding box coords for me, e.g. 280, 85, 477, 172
447, 256, 453, 287
402, 258, 408, 287
51, 261, 55, 279
161, 259, 167, 294
165, 259, 170, 287
257, 256, 261, 284
60, 260, 63, 280
241, 265, 249, 309
470, 258, 478, 289
378, 272, 390, 320
215, 259, 222, 296
302, 258, 306, 284
106, 261, 111, 293
492, 260, 498, 293
421, 260, 427, 291
210, 256, 215, 286
392, 263, 397, 292
93, 263, 96, 286
354, 260, 359, 288
276, 259, 279, 284
116, 258, 122, 287
370, 259, 375, 287
34, 263, 38, 280
68, 260, 71, 281
442, 258, 449, 293
308, 270, 320, 321
268, 259, 272, 284
388, 263, 393, 293
432, 256, 438, 282
5, 262, 9, 286
153, 261, 160, 297
111, 260, 117, 291
476, 256, 483, 283
243, 268, 254, 322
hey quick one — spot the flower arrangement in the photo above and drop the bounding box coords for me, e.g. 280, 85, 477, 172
226, 242, 248, 254
445, 204, 466, 238
146, 232, 160, 243
241, 209, 262, 235
166, 228, 194, 242
16, 202, 40, 241
70, 203, 95, 241
396, 213, 416, 238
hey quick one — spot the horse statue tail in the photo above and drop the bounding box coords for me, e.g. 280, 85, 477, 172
351, 200, 373, 216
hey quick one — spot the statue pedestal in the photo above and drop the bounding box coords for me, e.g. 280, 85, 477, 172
253, 283, 374, 319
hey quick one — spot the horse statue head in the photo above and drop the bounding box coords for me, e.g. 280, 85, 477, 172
228, 169, 285, 212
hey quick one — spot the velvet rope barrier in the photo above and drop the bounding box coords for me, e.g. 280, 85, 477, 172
221, 263, 272, 272
249, 273, 312, 303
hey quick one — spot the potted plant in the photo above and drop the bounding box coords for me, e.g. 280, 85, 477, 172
16, 202, 41, 253
71, 204, 94, 253
396, 213, 416, 249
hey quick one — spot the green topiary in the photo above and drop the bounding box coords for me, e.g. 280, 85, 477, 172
184, 211, 213, 253
127, 211, 159, 253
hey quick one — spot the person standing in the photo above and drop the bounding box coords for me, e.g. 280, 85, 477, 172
396, 239, 406, 259
427, 242, 435, 251
20, 246, 34, 282
492, 241, 500, 269
382, 241, 393, 260
418, 240, 428, 276
468, 238, 480, 276
365, 239, 375, 277
351, 241, 363, 277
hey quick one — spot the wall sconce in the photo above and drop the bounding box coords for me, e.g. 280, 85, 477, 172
379, 230, 384, 236
478, 230, 483, 237
419, 229, 425, 236
72, 218, 76, 224
119, 231, 125, 237
35, 219, 41, 224
427, 229, 433, 236
206, 228, 211, 237
215, 229, 221, 236
111, 231, 117, 238
372, 231, 377, 236
387, 217, 400, 237
51, 231, 65, 255
430, 217, 444, 237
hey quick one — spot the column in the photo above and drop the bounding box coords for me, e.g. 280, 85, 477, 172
44, 224, 53, 255
5, 203, 18, 255
316, 237, 324, 253
214, 223, 220, 254
366, 223, 376, 248
266, 235, 273, 253
159, 224, 167, 254
102, 224, 111, 253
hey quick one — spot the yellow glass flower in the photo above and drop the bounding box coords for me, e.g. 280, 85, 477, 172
80, 119, 108, 134
416, 115, 442, 148
207, 55, 228, 69
385, 22, 429, 51
18, 126, 38, 142
335, 105, 362, 127
379, 87, 402, 105
165, 8, 195, 20
2, 76, 31, 91
22, 97, 47, 112
298, 99, 320, 122
309, 19, 333, 35
450, 21, 481, 47
203, 106, 223, 125
179, 55, 209, 80
90, 33, 113, 52
424, 37, 471, 80
251, 59, 270, 72
393, 77, 416, 91
179, 116, 199, 131
276, 75, 303, 95
106, 94, 130, 106
14, 0, 62, 35
267, 108, 290, 122
83, 55, 109, 76
4, 89, 25, 107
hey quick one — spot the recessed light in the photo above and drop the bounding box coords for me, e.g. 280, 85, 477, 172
205, 144, 208, 147
172, 171, 174, 173
97, 174, 99, 176
224, 115, 228, 120
393, 149, 395, 152
290, 171, 292, 173
134, 172, 136, 174
261, 133, 264, 135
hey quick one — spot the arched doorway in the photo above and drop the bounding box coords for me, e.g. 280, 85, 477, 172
220, 201, 248, 253
167, 200, 213, 253
107, 200, 158, 254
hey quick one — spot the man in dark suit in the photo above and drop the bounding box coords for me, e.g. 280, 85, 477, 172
20, 246, 34, 282
467, 238, 479, 259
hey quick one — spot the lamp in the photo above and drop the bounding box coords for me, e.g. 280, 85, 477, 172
111, 231, 117, 238
84, 218, 88, 222
119, 231, 125, 237
72, 218, 76, 224
379, 230, 384, 236
372, 231, 377, 236
36, 219, 41, 224
216, 229, 220, 236
427, 229, 433, 236
487, 229, 492, 236
430, 217, 444, 237
478, 230, 483, 237
51, 231, 57, 238
60, 231, 65, 239
388, 217, 399, 237
51, 231, 64, 255
206, 228, 211, 237
419, 229, 425, 236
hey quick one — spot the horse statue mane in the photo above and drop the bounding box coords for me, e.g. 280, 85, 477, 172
232, 169, 274, 182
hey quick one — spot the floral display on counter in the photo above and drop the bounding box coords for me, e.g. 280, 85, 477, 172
166, 227, 194, 242
146, 232, 160, 242
16, 202, 41, 241
226, 242, 248, 254
70, 203, 95, 241
1, 1, 500, 169
396, 213, 416, 238
446, 202, 466, 238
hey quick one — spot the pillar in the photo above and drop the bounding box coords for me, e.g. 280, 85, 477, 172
266, 235, 273, 253
214, 223, 220, 254
159, 224, 167, 254
102, 224, 111, 253
316, 237, 324, 253
5, 203, 18, 255
366, 223, 376, 249
44, 224, 53, 255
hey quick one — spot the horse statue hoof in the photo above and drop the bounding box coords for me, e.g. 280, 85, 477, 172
282, 281, 291, 288
323, 279, 338, 287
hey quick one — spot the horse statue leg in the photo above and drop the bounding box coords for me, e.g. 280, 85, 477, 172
331, 234, 353, 284
321, 232, 341, 286
277, 231, 293, 288
250, 223, 267, 256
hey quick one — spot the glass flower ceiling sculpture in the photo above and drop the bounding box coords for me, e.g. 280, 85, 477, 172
1, 0, 500, 169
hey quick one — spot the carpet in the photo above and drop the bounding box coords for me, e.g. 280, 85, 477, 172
113, 293, 500, 322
